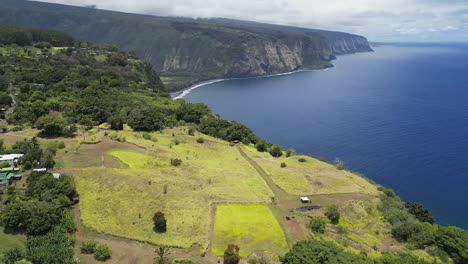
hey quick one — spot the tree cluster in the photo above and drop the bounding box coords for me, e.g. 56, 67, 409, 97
281, 240, 433, 264
378, 187, 467, 263
0, 139, 77, 264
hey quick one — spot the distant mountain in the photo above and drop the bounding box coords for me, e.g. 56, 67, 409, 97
0, 0, 373, 91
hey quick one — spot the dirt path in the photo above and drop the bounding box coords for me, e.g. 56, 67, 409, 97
235, 146, 311, 245
235, 146, 290, 203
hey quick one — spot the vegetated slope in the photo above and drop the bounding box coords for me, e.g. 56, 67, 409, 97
0, 24, 166, 130
0, 0, 372, 91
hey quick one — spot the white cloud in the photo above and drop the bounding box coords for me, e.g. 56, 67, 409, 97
33, 0, 468, 41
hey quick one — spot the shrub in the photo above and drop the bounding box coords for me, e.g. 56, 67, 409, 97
224, 244, 240, 264
241, 137, 250, 145
80, 240, 97, 254
94, 244, 111, 261
269, 146, 283, 157
255, 141, 267, 152
248, 256, 272, 264
298, 158, 306, 163
142, 133, 152, 140
308, 217, 326, 234
406, 202, 435, 224
335, 158, 345, 170
2, 247, 25, 264
318, 157, 327, 162
154, 246, 171, 264
174, 258, 195, 263
170, 158, 182, 166
196, 137, 204, 143
58, 141, 66, 149
280, 162, 287, 168
188, 128, 195, 136
435, 225, 468, 264
153, 211, 167, 233
383, 188, 396, 197
325, 205, 340, 224
337, 225, 348, 235
285, 149, 294, 157
109, 116, 124, 130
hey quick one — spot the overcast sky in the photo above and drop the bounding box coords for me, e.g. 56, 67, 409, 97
35, 0, 468, 41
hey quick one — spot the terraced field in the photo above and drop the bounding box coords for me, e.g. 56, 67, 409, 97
2, 127, 400, 261
61, 128, 273, 251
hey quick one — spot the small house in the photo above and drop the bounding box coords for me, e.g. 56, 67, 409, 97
52, 173, 61, 179
300, 197, 310, 203
233, 140, 240, 144
0, 154, 24, 165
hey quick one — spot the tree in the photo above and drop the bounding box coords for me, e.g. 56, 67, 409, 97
153, 211, 167, 233
435, 225, 468, 264
80, 240, 97, 254
269, 145, 283, 157
127, 107, 164, 131
176, 102, 210, 123
26, 229, 75, 264
40, 150, 56, 169
109, 116, 124, 130
224, 244, 240, 264
406, 202, 434, 224
2, 247, 25, 264
94, 244, 111, 261
308, 217, 326, 234
154, 246, 171, 264
255, 141, 267, 152
0, 92, 12, 106
35, 114, 66, 137
325, 205, 340, 224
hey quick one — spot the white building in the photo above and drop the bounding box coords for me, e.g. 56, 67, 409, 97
0, 154, 24, 164
33, 168, 47, 172
300, 197, 310, 203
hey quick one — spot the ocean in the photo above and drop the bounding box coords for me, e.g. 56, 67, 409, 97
183, 43, 468, 228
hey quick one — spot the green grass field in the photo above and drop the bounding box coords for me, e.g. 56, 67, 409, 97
212, 204, 288, 257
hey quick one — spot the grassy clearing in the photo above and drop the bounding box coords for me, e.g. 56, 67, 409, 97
241, 146, 378, 196
68, 129, 273, 250
107, 149, 167, 169
0, 228, 26, 250
213, 204, 288, 257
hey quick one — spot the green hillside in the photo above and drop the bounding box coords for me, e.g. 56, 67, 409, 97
0, 25, 466, 264
0, 0, 372, 91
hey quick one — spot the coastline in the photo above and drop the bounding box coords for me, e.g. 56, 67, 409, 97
170, 66, 332, 99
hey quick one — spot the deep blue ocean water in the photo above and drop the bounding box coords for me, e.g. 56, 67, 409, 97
184, 43, 468, 228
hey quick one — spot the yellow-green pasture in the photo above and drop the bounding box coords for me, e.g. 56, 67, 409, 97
241, 146, 378, 196
66, 129, 273, 251
212, 204, 288, 257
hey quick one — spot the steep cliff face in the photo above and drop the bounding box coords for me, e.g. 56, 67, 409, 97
0, 0, 372, 91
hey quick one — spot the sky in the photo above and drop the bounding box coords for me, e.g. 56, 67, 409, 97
35, 0, 468, 42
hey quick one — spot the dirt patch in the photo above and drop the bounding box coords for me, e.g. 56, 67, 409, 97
285, 216, 311, 240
